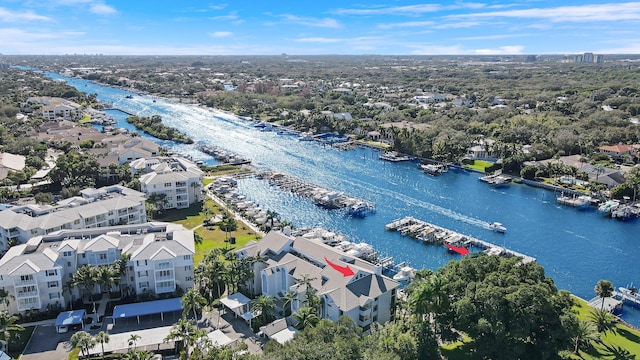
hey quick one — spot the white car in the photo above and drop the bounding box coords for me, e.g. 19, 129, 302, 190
56, 326, 68, 334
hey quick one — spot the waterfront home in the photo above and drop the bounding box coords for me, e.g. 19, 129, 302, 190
0, 185, 147, 250
598, 143, 639, 160
25, 96, 82, 121
466, 137, 495, 160
132, 156, 204, 209
0, 222, 194, 315
236, 231, 399, 332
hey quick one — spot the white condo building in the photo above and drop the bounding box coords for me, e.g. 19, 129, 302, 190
132, 157, 204, 210
236, 231, 399, 332
0, 222, 194, 315
0, 185, 147, 251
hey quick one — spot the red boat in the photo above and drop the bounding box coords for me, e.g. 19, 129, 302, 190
444, 242, 469, 256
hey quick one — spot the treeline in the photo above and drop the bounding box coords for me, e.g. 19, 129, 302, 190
126, 115, 193, 144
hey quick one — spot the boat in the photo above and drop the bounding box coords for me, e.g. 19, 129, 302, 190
598, 199, 620, 216
125, 95, 133, 99
379, 151, 413, 162
444, 242, 469, 256
345, 202, 375, 218
556, 195, 591, 208
393, 266, 416, 282
420, 163, 446, 175
489, 222, 506, 233
480, 173, 511, 186
618, 286, 640, 307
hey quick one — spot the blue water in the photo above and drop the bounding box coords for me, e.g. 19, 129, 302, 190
45, 71, 640, 327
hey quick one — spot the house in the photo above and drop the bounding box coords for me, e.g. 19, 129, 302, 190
26, 97, 82, 121
0, 222, 194, 315
599, 143, 639, 160
466, 138, 496, 160
133, 156, 204, 209
379, 121, 430, 143
0, 152, 26, 180
0, 185, 147, 250
236, 231, 399, 332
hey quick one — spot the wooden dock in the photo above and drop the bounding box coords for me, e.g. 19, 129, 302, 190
103, 107, 136, 116
386, 216, 536, 265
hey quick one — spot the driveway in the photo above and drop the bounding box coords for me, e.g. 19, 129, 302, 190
22, 324, 73, 360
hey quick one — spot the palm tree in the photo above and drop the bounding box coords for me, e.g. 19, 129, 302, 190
95, 331, 110, 359
122, 349, 155, 360
0, 311, 25, 354
280, 290, 298, 316
625, 167, 640, 201
292, 306, 319, 330
96, 265, 117, 294
572, 319, 599, 354
128, 334, 141, 350
589, 308, 618, 334
164, 318, 202, 360
181, 288, 207, 320
70, 331, 96, 358
251, 295, 276, 326
0, 289, 13, 312
73, 265, 98, 302
594, 279, 614, 310
265, 210, 279, 230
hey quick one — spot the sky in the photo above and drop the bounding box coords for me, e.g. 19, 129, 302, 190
1, 0, 640, 55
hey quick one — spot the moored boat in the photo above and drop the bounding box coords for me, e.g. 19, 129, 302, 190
393, 266, 417, 282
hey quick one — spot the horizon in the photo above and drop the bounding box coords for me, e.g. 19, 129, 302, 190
1, 1, 640, 56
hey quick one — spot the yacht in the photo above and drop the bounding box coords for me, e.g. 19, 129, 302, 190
598, 199, 620, 216
421, 163, 446, 175
393, 266, 416, 282
489, 222, 507, 233
379, 151, 413, 162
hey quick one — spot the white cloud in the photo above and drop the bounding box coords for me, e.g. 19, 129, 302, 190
0, 7, 51, 22
433, 21, 480, 29
448, 2, 640, 22
0, 28, 84, 41
278, 14, 342, 28
209, 4, 228, 11
209, 31, 232, 38
377, 21, 434, 29
456, 34, 530, 41
409, 44, 466, 55
89, 2, 116, 15
295, 37, 343, 43
332, 4, 443, 16
473, 45, 524, 54
209, 12, 239, 21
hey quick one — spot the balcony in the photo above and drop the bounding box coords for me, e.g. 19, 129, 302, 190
17, 290, 39, 298
156, 283, 175, 294
155, 274, 175, 282
17, 298, 41, 311
155, 262, 173, 270
14, 278, 37, 286
176, 189, 187, 194
175, 182, 187, 187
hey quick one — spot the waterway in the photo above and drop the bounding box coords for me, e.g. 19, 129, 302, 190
45, 71, 640, 326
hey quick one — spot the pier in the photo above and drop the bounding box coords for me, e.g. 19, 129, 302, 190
103, 107, 137, 116
386, 216, 536, 265
265, 172, 375, 216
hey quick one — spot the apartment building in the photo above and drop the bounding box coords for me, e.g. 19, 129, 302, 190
0, 185, 147, 251
133, 156, 204, 210
0, 222, 194, 315
236, 231, 399, 332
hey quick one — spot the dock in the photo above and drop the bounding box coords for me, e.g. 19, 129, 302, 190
265, 172, 375, 216
103, 107, 136, 116
385, 216, 536, 265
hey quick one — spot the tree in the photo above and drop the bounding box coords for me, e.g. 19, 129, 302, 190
96, 265, 117, 294
146, 192, 168, 219
219, 213, 237, 242
128, 334, 141, 350
588, 308, 618, 335
594, 279, 614, 310
70, 331, 96, 358
122, 349, 155, 360
572, 320, 599, 355
625, 167, 640, 201
250, 295, 276, 326
280, 290, 298, 317
95, 331, 110, 359
49, 151, 100, 188
0, 311, 25, 354
72, 265, 98, 308
181, 288, 208, 320
164, 318, 203, 360
292, 306, 319, 330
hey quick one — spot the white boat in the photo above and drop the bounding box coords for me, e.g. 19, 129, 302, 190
393, 266, 416, 282
379, 151, 413, 162
556, 195, 591, 208
489, 222, 507, 233
598, 200, 620, 216
420, 163, 446, 175
618, 286, 640, 306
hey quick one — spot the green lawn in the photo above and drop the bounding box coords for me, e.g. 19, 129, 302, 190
3, 326, 35, 358
463, 159, 494, 172
570, 297, 640, 359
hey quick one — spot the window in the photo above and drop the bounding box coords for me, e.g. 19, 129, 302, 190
46, 269, 57, 276
99, 253, 107, 261
30, 229, 38, 234
63, 251, 71, 257
49, 292, 60, 299
158, 270, 172, 277
139, 281, 149, 289
130, 276, 134, 282
74, 219, 80, 225
67, 262, 71, 267
164, 182, 172, 187
137, 271, 148, 277
184, 266, 191, 271
20, 274, 33, 282
48, 281, 58, 288
183, 255, 191, 260
185, 277, 192, 282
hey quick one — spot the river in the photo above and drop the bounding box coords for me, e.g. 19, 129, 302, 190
45, 71, 640, 326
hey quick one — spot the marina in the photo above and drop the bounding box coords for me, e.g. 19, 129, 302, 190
386, 216, 536, 264
46, 71, 640, 327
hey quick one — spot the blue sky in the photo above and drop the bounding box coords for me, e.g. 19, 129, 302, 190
1, 1, 640, 55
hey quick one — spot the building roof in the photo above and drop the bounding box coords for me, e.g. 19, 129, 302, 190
599, 143, 638, 154
55, 310, 86, 327
113, 297, 182, 320
0, 153, 26, 172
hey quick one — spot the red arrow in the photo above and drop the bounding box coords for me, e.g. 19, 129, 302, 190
324, 257, 355, 277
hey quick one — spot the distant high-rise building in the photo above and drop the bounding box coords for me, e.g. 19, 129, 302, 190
594, 54, 605, 63
582, 52, 595, 63
574, 55, 583, 63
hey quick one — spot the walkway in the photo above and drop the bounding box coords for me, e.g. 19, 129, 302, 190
204, 183, 265, 237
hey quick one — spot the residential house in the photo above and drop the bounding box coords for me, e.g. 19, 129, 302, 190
379, 121, 430, 143
236, 231, 399, 332
0, 185, 147, 250
0, 153, 26, 180
466, 138, 496, 160
0, 222, 194, 315
133, 156, 204, 210
599, 143, 639, 160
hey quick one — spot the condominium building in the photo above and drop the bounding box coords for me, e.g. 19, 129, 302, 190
0, 222, 194, 315
133, 156, 204, 210
237, 231, 399, 332
0, 185, 147, 251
